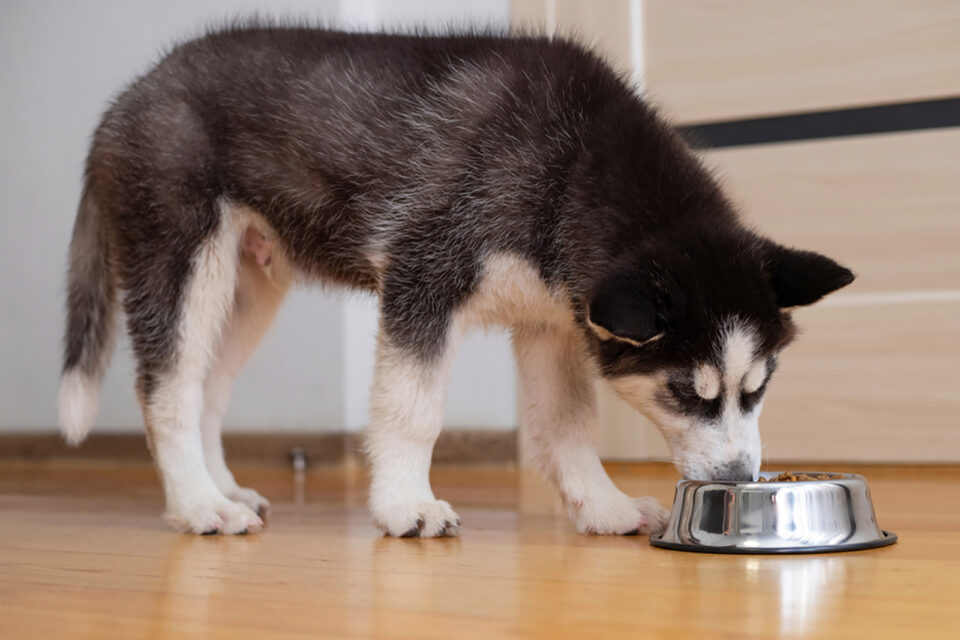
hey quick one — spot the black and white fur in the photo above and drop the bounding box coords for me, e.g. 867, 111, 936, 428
59, 25, 854, 537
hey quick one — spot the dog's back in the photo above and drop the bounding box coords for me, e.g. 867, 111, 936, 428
92, 27, 624, 280
77, 26, 651, 362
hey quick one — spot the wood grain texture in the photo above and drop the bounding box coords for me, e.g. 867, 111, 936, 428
1, 462, 958, 639
760, 299, 960, 462
703, 128, 960, 295
644, 0, 960, 123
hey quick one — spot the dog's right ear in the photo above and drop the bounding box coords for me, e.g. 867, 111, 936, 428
586, 273, 665, 348
767, 245, 855, 308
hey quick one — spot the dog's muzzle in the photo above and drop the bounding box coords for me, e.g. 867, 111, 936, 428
711, 457, 756, 482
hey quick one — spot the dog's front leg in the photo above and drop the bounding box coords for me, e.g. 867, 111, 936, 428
513, 327, 668, 535
365, 331, 461, 538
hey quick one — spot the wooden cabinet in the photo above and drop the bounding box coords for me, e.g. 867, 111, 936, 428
644, 0, 960, 123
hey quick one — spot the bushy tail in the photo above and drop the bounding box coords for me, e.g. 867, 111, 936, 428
59, 183, 117, 445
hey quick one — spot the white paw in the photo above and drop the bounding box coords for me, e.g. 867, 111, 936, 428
372, 499, 461, 538
226, 487, 271, 519
165, 498, 264, 535
568, 493, 669, 536
629, 496, 670, 534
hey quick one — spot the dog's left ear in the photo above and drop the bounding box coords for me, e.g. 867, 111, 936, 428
586, 272, 665, 347
768, 245, 855, 308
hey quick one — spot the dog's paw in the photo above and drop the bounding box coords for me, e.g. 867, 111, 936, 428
569, 493, 669, 536
226, 486, 271, 519
165, 498, 264, 535
373, 499, 461, 538
627, 496, 670, 534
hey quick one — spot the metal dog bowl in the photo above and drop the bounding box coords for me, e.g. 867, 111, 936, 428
651, 472, 897, 554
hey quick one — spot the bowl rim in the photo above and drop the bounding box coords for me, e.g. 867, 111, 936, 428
676, 471, 866, 487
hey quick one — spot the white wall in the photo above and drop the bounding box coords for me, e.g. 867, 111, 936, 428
0, 0, 516, 434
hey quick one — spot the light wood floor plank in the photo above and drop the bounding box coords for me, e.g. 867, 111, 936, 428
1, 462, 958, 639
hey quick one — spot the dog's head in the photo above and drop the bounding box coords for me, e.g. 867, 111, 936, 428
586, 229, 853, 481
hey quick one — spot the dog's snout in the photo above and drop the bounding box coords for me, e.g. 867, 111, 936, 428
712, 458, 755, 482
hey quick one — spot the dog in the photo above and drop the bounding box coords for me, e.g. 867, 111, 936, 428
58, 25, 854, 537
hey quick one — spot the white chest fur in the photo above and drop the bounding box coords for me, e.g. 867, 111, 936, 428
453, 253, 575, 332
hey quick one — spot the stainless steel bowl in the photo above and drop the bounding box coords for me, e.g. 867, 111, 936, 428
651, 471, 897, 554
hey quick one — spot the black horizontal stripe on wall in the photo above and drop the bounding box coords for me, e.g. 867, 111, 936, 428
678, 97, 960, 149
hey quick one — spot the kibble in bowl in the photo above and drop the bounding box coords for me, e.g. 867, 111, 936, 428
757, 472, 841, 482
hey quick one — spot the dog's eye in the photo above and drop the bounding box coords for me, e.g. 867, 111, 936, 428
739, 357, 777, 413
739, 370, 773, 412
739, 387, 766, 413
666, 379, 721, 421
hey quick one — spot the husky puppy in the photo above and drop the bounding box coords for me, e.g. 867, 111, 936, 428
59, 26, 853, 537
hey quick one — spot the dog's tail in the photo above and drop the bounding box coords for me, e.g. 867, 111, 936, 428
58, 181, 117, 445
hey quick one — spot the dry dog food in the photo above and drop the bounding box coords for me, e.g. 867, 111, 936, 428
758, 472, 839, 482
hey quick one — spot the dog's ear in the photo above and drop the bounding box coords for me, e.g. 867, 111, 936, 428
587, 272, 665, 347
768, 245, 855, 308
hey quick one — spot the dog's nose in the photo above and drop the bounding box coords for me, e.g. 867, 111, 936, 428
712, 457, 755, 481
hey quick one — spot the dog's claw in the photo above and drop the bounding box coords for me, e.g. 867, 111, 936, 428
400, 517, 425, 538
621, 528, 641, 536
374, 501, 461, 538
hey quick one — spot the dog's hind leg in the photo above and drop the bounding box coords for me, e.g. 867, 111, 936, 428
512, 326, 669, 535
200, 252, 291, 518
132, 203, 263, 535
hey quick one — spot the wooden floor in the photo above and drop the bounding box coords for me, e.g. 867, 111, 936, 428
1, 461, 958, 639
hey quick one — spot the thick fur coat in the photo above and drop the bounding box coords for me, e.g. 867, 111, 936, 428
60, 26, 853, 537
